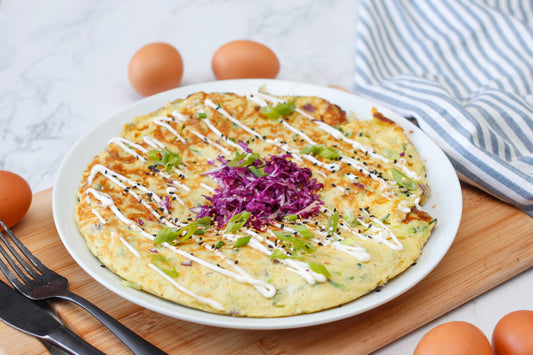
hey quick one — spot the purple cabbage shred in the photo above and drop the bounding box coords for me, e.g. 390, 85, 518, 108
196, 154, 323, 229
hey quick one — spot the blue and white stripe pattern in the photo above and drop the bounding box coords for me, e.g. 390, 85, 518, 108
355, 0, 533, 217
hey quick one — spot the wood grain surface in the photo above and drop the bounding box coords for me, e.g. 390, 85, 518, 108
0, 184, 532, 355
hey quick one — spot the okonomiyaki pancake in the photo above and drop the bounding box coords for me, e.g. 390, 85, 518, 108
74, 90, 436, 317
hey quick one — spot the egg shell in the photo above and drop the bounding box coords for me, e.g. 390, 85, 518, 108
212, 40, 280, 80
128, 42, 183, 97
492, 310, 533, 355
0, 171, 32, 229
414, 321, 493, 355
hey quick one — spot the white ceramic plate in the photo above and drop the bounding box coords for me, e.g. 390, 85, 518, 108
52, 79, 462, 330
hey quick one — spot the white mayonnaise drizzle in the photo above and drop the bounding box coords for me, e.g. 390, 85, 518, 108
279, 119, 317, 145
245, 230, 326, 284
85, 188, 277, 301
189, 129, 231, 155
171, 111, 187, 122
143, 136, 165, 150
153, 116, 187, 144
108, 137, 147, 161
204, 98, 262, 139
202, 119, 244, 152
119, 235, 141, 259
148, 264, 224, 311
91, 209, 106, 224
266, 138, 340, 172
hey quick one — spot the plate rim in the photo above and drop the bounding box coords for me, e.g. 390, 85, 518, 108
52, 79, 462, 330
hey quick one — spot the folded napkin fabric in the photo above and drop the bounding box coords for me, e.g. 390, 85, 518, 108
355, 0, 533, 217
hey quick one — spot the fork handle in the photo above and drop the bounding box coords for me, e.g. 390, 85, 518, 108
58, 291, 167, 354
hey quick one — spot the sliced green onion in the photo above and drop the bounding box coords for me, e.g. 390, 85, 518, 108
225, 211, 251, 233
382, 148, 400, 160
343, 209, 361, 227
153, 227, 179, 244
151, 253, 179, 278
248, 165, 267, 178
215, 240, 225, 249
299, 144, 341, 160
197, 216, 211, 228
341, 237, 355, 245
326, 212, 339, 234
153, 221, 197, 245
284, 214, 298, 222
308, 262, 330, 278
121, 280, 142, 290
272, 231, 316, 253
293, 224, 313, 239
258, 105, 280, 119
227, 153, 262, 167
234, 236, 252, 248
392, 168, 417, 191
270, 249, 288, 261
196, 112, 207, 119
148, 148, 183, 171
318, 146, 342, 160
259, 101, 296, 119
275, 101, 296, 116
299, 144, 325, 155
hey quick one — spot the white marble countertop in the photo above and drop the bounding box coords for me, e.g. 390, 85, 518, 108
1, 0, 532, 353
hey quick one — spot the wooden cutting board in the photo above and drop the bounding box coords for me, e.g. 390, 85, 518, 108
1, 184, 532, 355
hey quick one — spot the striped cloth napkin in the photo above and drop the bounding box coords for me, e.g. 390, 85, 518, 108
354, 0, 533, 217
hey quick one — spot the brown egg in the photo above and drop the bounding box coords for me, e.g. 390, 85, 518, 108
492, 310, 533, 355
0, 171, 32, 229
128, 42, 183, 97
414, 321, 493, 355
212, 40, 280, 80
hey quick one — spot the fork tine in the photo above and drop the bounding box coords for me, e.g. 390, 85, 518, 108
0, 230, 36, 282
0, 252, 25, 288
1, 222, 50, 272
0, 220, 46, 280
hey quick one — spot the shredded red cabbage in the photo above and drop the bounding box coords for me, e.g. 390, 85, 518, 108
196, 154, 323, 229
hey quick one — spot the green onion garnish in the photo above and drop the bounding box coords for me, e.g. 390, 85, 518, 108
227, 152, 262, 168
154, 221, 197, 245
259, 101, 296, 119
299, 144, 325, 155
272, 231, 316, 253
197, 216, 211, 228
215, 240, 225, 249
284, 214, 298, 222
318, 146, 342, 160
248, 165, 267, 178
148, 148, 183, 171
234, 236, 252, 248
225, 211, 251, 233
392, 168, 416, 191
153, 227, 179, 244
270, 249, 288, 261
196, 112, 207, 119
151, 253, 179, 278
293, 224, 313, 239
326, 212, 339, 234
308, 262, 331, 278
382, 148, 400, 160
299, 144, 342, 160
